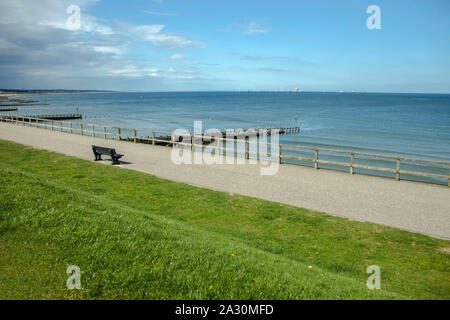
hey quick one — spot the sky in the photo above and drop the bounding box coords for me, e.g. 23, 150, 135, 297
0, 0, 449, 93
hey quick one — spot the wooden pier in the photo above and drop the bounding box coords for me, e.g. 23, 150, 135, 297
220, 126, 300, 137
0, 107, 18, 112
0, 114, 82, 121
119, 126, 301, 146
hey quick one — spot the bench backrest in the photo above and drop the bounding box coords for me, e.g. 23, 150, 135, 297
92, 145, 116, 155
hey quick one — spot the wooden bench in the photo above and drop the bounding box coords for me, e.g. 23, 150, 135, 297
92, 145, 123, 165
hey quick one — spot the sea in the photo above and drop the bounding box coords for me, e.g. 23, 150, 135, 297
5, 91, 450, 184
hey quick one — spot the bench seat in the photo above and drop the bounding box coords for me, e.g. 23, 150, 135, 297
92, 145, 123, 165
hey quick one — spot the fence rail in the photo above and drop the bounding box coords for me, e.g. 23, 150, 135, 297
1, 115, 449, 186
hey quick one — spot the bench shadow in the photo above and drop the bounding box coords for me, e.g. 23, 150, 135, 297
93, 159, 133, 165
117, 160, 132, 165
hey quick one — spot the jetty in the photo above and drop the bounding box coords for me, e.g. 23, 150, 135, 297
0, 107, 18, 112
0, 114, 82, 121
121, 126, 301, 146
221, 126, 300, 137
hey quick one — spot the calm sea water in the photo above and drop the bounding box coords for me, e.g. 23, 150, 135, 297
6, 91, 450, 183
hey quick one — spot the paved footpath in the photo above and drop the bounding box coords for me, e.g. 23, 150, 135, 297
1, 122, 449, 239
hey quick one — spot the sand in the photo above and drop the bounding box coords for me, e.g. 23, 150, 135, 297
1, 122, 449, 239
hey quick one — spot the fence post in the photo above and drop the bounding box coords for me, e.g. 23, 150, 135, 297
134, 130, 137, 143
60, 122, 63, 132
223, 136, 226, 157
396, 158, 400, 181
314, 149, 319, 169
92, 125, 95, 137
51, 121, 54, 131
245, 138, 249, 160
70, 122, 72, 134
152, 132, 155, 145
118, 128, 121, 140
278, 144, 282, 164
104, 126, 107, 139
350, 153, 354, 174
80, 123, 83, 136
191, 135, 194, 151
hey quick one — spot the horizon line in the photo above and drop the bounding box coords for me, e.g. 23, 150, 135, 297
2, 89, 450, 95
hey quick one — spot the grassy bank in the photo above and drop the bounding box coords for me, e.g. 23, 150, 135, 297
0, 140, 448, 299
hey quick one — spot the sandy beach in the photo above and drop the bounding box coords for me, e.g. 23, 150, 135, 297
0, 121, 449, 239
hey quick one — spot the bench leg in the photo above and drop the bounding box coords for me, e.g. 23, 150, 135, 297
94, 154, 102, 161
112, 157, 120, 165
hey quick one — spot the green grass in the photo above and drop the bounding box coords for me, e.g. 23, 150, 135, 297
0, 139, 448, 299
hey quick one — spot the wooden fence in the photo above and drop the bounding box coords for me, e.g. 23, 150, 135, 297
1, 115, 449, 186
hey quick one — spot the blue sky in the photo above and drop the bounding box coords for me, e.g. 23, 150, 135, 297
1, 0, 449, 92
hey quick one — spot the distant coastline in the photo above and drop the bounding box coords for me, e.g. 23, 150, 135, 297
0, 89, 114, 97
0, 89, 116, 103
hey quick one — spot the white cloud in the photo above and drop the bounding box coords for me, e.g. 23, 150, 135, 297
243, 22, 269, 35
128, 24, 205, 49
170, 53, 187, 60
0, 0, 208, 89
143, 10, 177, 17
167, 75, 194, 79
167, 68, 196, 74
39, 14, 113, 35
0, 0, 223, 90
220, 21, 270, 35
132, 24, 165, 36
93, 46, 123, 54
143, 33, 205, 49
